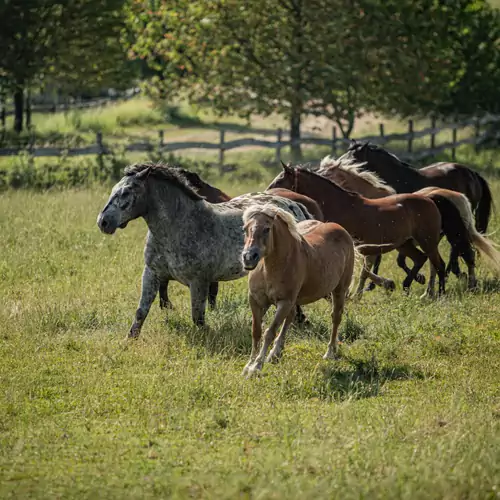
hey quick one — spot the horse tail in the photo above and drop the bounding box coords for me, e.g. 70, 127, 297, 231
433, 192, 500, 274
473, 172, 494, 233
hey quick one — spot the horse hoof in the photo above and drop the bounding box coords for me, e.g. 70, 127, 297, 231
323, 351, 340, 360
415, 274, 426, 285
266, 351, 282, 363
246, 365, 263, 378
364, 283, 376, 292
128, 330, 140, 340
385, 280, 396, 292
159, 300, 173, 310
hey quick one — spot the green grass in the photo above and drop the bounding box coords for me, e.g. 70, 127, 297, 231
1, 149, 500, 498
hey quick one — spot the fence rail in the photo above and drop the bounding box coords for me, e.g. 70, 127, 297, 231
1, 113, 499, 165
1, 88, 141, 117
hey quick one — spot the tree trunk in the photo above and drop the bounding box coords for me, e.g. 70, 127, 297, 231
336, 110, 356, 139
0, 93, 5, 130
13, 87, 24, 134
25, 89, 32, 129
290, 105, 302, 162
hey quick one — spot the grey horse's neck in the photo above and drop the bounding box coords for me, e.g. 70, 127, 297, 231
143, 181, 211, 238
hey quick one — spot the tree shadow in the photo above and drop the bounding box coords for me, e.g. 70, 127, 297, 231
311, 356, 426, 402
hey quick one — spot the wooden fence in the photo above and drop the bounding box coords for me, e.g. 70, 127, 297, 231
1, 114, 499, 165
1, 88, 141, 118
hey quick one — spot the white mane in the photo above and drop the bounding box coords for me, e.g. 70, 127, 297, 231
243, 204, 301, 241
318, 155, 396, 195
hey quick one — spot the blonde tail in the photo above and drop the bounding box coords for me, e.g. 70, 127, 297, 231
444, 190, 500, 274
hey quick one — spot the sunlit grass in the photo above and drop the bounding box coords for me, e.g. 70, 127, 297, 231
1, 154, 500, 497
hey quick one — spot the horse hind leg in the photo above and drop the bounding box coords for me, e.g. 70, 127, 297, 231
324, 288, 346, 360
208, 282, 219, 309
422, 248, 446, 298
365, 254, 381, 292
159, 280, 173, 309
190, 281, 210, 326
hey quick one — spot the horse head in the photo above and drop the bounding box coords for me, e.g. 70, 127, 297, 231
97, 166, 150, 234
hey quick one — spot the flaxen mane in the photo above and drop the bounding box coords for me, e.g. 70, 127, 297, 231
124, 162, 204, 201
319, 155, 396, 194
243, 204, 301, 242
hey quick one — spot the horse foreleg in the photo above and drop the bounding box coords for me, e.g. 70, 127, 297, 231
243, 295, 269, 375
208, 282, 219, 309
324, 289, 346, 360
129, 265, 160, 339
397, 253, 426, 285
247, 300, 294, 376
267, 308, 296, 363
355, 257, 395, 298
190, 281, 210, 327
398, 241, 428, 293
294, 305, 308, 326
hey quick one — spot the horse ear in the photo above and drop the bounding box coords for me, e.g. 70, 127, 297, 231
280, 160, 292, 172
136, 166, 152, 180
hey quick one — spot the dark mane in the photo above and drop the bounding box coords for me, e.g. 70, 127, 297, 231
124, 162, 204, 201
175, 168, 207, 190
347, 141, 413, 168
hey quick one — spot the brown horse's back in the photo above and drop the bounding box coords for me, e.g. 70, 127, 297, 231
296, 222, 355, 304
267, 188, 324, 220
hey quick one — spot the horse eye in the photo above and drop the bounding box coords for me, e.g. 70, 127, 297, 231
263, 227, 270, 235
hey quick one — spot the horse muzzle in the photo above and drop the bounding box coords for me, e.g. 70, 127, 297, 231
242, 249, 261, 270
97, 213, 118, 235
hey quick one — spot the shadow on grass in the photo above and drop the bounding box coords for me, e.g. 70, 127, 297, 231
311, 356, 426, 402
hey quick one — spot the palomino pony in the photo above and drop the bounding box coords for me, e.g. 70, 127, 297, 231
268, 163, 447, 297
319, 156, 500, 288
97, 162, 315, 335
241, 205, 355, 376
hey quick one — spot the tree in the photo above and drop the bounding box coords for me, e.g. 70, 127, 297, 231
0, 0, 135, 133
125, 0, 500, 157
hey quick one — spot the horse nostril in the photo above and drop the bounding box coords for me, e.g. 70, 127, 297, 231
251, 251, 259, 261
100, 218, 108, 229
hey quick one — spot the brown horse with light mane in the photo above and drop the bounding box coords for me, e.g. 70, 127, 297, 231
240, 204, 355, 376
318, 156, 500, 289
268, 163, 447, 297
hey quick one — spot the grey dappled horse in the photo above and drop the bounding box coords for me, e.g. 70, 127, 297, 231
97, 163, 313, 337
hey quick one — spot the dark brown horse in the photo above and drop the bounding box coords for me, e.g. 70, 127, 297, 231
341, 141, 493, 232
338, 141, 494, 281
268, 163, 447, 297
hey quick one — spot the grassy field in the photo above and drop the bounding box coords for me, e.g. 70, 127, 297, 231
1, 148, 500, 498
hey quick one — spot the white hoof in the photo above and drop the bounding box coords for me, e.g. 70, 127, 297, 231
323, 350, 338, 360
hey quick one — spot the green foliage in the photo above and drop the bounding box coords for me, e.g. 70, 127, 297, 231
125, 0, 500, 147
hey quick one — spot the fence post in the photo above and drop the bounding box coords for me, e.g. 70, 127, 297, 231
407, 120, 414, 154
452, 122, 457, 161
158, 130, 164, 160
332, 126, 337, 156
379, 123, 385, 144
219, 129, 225, 168
430, 116, 437, 150
474, 118, 481, 153
275, 128, 282, 165
96, 131, 104, 169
